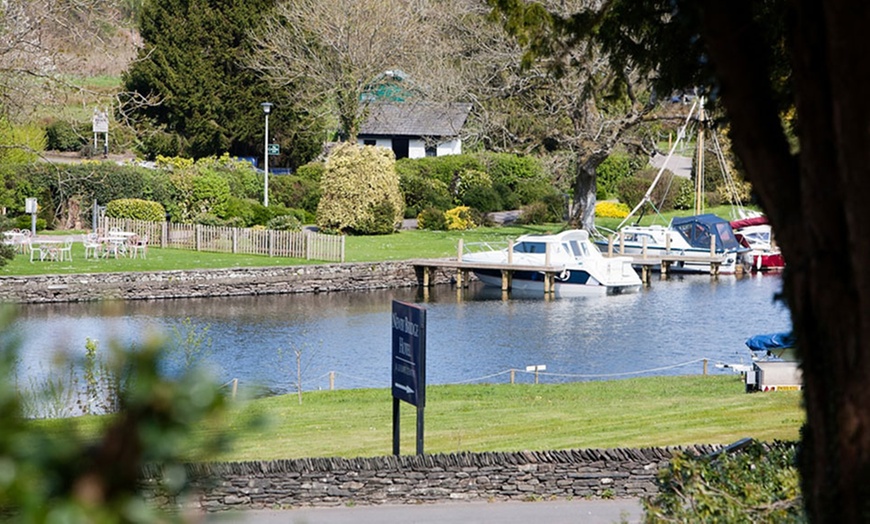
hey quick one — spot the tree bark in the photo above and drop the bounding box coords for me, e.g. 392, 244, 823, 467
701, 1, 870, 521
571, 150, 607, 230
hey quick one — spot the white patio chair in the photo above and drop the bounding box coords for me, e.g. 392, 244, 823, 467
57, 238, 73, 262
129, 234, 148, 259
27, 239, 44, 262
83, 233, 101, 259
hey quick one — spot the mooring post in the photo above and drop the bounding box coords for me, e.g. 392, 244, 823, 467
703, 359, 708, 375
457, 238, 464, 261
329, 371, 335, 390
510, 369, 515, 384
231, 378, 238, 399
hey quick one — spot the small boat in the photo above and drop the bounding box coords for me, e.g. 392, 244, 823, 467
730, 216, 785, 271
461, 229, 642, 297
596, 214, 749, 274
745, 332, 796, 361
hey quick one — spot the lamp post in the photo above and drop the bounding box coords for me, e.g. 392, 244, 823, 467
261, 102, 273, 207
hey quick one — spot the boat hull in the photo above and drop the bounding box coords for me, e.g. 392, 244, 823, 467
594, 242, 743, 274
471, 268, 641, 297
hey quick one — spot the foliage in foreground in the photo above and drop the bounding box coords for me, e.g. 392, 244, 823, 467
0, 311, 232, 523
644, 440, 804, 523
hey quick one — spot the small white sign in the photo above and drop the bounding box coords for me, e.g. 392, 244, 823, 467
525, 365, 546, 372
92, 111, 109, 133
25, 198, 37, 214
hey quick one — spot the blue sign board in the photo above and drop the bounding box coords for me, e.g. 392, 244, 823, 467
391, 300, 426, 407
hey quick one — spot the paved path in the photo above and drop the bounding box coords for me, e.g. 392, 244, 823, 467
207, 498, 644, 524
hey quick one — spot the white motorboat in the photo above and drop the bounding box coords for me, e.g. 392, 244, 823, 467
597, 213, 748, 274
461, 229, 642, 297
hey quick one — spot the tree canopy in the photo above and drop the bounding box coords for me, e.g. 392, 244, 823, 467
489, 0, 870, 521
122, 0, 322, 166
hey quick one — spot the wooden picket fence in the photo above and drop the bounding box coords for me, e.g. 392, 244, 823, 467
100, 217, 345, 262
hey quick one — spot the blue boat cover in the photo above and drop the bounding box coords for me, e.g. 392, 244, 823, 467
670, 214, 742, 251
745, 332, 795, 352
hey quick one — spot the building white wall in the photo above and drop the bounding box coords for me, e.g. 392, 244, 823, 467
357, 137, 463, 159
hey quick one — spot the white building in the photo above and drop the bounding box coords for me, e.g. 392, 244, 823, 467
357, 102, 472, 160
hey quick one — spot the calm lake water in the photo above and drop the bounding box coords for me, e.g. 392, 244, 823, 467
12, 272, 791, 394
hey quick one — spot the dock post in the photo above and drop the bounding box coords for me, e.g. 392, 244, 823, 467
544, 272, 555, 295
619, 230, 625, 255
642, 236, 648, 259
665, 233, 671, 254
457, 238, 464, 261
329, 371, 335, 390
661, 260, 670, 276
510, 369, 516, 384
641, 265, 650, 284
608, 235, 614, 257
501, 270, 512, 291
703, 359, 708, 376
508, 240, 514, 265
422, 266, 431, 287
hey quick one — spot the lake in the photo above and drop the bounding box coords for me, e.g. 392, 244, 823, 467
11, 272, 791, 395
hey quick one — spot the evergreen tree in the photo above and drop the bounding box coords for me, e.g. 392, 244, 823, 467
123, 0, 322, 166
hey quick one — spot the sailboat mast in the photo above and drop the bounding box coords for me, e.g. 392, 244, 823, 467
694, 99, 706, 216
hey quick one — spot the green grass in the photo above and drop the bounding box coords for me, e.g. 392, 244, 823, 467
47, 375, 803, 461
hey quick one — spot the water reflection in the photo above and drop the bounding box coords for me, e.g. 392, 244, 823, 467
13, 273, 791, 395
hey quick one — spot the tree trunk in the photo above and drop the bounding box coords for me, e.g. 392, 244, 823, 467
701, 1, 870, 521
571, 151, 607, 230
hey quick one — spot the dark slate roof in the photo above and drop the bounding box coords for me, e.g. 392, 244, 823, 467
359, 102, 472, 137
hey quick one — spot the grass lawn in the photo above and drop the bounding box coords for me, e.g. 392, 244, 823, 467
48, 375, 803, 461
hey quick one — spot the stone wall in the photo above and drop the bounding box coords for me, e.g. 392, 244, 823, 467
145, 446, 722, 512
0, 262, 457, 303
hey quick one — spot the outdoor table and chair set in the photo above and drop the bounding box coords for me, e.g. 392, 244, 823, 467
3, 228, 148, 262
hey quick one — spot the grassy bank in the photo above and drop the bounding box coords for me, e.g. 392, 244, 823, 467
153, 375, 802, 461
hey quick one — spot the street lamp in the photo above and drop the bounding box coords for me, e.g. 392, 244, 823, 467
261, 102, 273, 207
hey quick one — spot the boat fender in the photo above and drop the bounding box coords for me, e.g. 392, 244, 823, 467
559, 270, 570, 281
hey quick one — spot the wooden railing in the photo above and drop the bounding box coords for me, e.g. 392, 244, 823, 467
100, 218, 345, 262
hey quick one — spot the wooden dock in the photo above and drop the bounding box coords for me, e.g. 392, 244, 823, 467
600, 233, 732, 283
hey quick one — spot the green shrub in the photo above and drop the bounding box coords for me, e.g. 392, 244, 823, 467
399, 172, 452, 218
644, 441, 803, 522
139, 129, 185, 160
106, 198, 166, 222
481, 152, 546, 187
294, 162, 325, 182
516, 201, 551, 225
451, 169, 493, 204
270, 175, 321, 214
616, 168, 679, 212
15, 216, 46, 231
223, 197, 257, 227
316, 143, 404, 234
416, 207, 447, 231
673, 177, 695, 210
461, 184, 503, 213
192, 212, 223, 226
266, 214, 302, 231
596, 151, 645, 199
45, 120, 85, 152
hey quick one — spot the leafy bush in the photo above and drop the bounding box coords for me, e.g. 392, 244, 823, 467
451, 169, 493, 204
594, 201, 630, 218
106, 198, 166, 222
445, 206, 475, 230
139, 129, 186, 160
316, 143, 404, 234
481, 152, 546, 187
461, 184, 503, 213
644, 441, 803, 522
15, 215, 46, 231
596, 151, 645, 199
400, 172, 452, 218
270, 175, 321, 214
395, 155, 484, 187
673, 177, 695, 210
416, 207, 447, 231
295, 162, 325, 182
45, 120, 85, 152
266, 214, 302, 231
223, 196, 257, 227
516, 201, 551, 225
0, 120, 46, 164
617, 168, 680, 212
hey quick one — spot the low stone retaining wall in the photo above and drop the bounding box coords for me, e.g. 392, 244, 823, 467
0, 262, 457, 303
145, 446, 722, 512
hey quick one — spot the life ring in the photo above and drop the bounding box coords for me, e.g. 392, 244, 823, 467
559, 270, 570, 281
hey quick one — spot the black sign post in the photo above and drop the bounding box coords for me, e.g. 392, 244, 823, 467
391, 300, 426, 455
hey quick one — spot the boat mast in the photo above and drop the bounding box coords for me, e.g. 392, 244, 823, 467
695, 99, 706, 215
616, 98, 699, 230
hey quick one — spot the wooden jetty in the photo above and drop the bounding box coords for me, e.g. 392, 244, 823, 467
600, 232, 734, 283
412, 235, 733, 293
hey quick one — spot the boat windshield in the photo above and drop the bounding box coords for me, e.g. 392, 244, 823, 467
513, 241, 547, 254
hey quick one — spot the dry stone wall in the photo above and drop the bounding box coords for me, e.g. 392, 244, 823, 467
145, 446, 723, 512
0, 262, 457, 303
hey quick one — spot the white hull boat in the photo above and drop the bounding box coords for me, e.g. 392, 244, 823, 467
597, 214, 748, 274
462, 229, 642, 297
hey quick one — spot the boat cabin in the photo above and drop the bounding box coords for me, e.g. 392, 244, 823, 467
670, 214, 742, 251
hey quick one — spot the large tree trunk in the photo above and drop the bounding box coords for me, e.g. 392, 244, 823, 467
571, 151, 607, 230
701, 1, 870, 521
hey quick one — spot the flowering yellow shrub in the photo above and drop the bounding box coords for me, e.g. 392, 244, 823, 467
595, 201, 630, 218
445, 206, 476, 230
